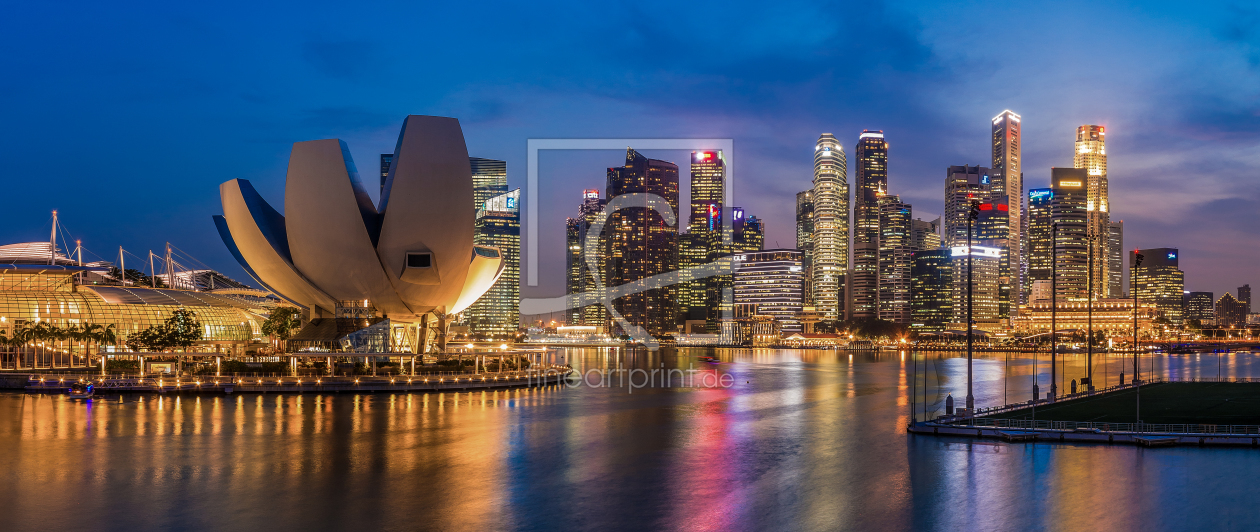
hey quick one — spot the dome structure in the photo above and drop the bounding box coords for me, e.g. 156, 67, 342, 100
214, 115, 504, 323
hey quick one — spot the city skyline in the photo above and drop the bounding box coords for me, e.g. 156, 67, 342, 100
2, 2, 1256, 304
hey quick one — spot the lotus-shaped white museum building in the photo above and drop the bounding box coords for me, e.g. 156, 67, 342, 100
214, 115, 503, 352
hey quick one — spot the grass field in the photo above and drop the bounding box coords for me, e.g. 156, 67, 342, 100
997, 382, 1260, 425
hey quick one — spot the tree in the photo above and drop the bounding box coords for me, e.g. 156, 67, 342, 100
261, 307, 302, 353
165, 309, 202, 351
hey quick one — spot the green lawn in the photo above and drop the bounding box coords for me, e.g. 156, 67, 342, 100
997, 383, 1260, 425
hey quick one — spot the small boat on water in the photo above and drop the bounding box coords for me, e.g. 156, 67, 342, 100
698, 355, 720, 364
68, 382, 94, 400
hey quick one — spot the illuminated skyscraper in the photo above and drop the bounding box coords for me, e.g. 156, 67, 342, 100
1026, 188, 1053, 291
944, 165, 992, 247
991, 111, 1023, 308
878, 195, 911, 323
1075, 125, 1109, 300
911, 249, 952, 331
566, 190, 607, 327
1217, 292, 1248, 328
379, 154, 393, 196
733, 249, 804, 333
468, 189, 520, 336
851, 131, 887, 319
1183, 291, 1215, 324
470, 157, 509, 211
605, 148, 679, 336
910, 217, 941, 251
1051, 168, 1089, 301
681, 151, 725, 323
952, 245, 1001, 323
1109, 220, 1124, 297
812, 134, 848, 320
1132, 248, 1184, 324
796, 190, 814, 305
976, 201, 1012, 317
1239, 284, 1251, 313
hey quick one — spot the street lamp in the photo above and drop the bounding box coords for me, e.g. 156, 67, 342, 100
1085, 230, 1098, 392
965, 200, 980, 414
1050, 222, 1058, 402
1133, 251, 1144, 428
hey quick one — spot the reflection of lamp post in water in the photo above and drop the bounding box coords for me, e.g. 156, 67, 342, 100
965, 200, 980, 414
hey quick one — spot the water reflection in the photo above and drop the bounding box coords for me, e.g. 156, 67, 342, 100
1, 348, 1260, 530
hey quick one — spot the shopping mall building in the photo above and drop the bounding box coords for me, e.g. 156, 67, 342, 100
0, 242, 277, 369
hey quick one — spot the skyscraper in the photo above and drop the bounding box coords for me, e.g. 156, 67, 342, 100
910, 217, 941, 251
605, 148, 679, 336
1026, 188, 1053, 292
878, 195, 912, 323
795, 190, 814, 305
705, 207, 764, 332
470, 157, 508, 211
951, 245, 1002, 324
379, 154, 393, 196
468, 189, 520, 336
944, 165, 992, 247
1109, 220, 1124, 298
992, 111, 1023, 309
680, 151, 726, 323
976, 201, 1012, 317
566, 190, 608, 327
851, 131, 887, 320
1051, 168, 1089, 301
1131, 248, 1184, 324
1075, 126, 1110, 300
1239, 284, 1252, 313
733, 249, 804, 333
1183, 291, 1215, 324
812, 134, 848, 320
1217, 292, 1248, 328
911, 249, 952, 331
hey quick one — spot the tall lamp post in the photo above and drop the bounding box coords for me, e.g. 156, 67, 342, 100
1133, 252, 1144, 428
1050, 222, 1058, 402
1086, 230, 1097, 392
965, 200, 980, 414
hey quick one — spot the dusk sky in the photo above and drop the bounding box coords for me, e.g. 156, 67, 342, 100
2, 1, 1257, 302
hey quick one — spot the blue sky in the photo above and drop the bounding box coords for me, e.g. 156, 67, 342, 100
1, 0, 1257, 302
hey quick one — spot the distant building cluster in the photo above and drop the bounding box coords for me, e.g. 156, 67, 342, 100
539, 110, 1253, 345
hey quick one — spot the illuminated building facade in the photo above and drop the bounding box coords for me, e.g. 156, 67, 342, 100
812, 133, 848, 320
950, 245, 1001, 324
991, 111, 1023, 311
605, 148, 679, 336
0, 261, 273, 369
911, 217, 941, 251
1217, 292, 1249, 328
851, 131, 887, 320
470, 157, 508, 211
1109, 220, 1124, 298
1131, 248, 1184, 325
733, 249, 804, 333
795, 190, 814, 304
1183, 291, 1215, 324
467, 189, 520, 336
944, 165, 992, 247
379, 154, 393, 196
1051, 168, 1089, 301
680, 151, 726, 324
1026, 188, 1053, 294
1075, 126, 1110, 300
1011, 299, 1156, 336
975, 201, 1011, 318
911, 249, 952, 331
878, 196, 912, 323
565, 190, 607, 327
1240, 284, 1252, 313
